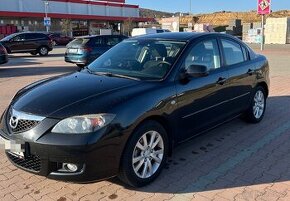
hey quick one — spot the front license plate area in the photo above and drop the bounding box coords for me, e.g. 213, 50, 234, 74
9, 151, 25, 159
0, 136, 25, 159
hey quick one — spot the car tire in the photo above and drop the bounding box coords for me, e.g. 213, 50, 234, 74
118, 120, 168, 187
243, 86, 267, 123
38, 46, 49, 56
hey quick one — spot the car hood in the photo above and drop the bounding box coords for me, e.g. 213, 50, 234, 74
11, 71, 140, 118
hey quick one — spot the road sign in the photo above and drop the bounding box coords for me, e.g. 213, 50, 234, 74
257, 0, 271, 15
44, 17, 51, 27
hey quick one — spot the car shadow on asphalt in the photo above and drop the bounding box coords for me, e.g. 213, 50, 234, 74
9, 53, 65, 59
0, 66, 78, 78
110, 96, 290, 194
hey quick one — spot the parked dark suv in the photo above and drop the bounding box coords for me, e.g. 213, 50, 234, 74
65, 35, 128, 67
0, 32, 53, 56
0, 42, 8, 65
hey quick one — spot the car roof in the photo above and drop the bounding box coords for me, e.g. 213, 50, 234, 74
130, 32, 233, 42
76, 35, 127, 39
13, 32, 48, 35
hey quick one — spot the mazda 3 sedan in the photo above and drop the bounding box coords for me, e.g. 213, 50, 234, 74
0, 33, 269, 187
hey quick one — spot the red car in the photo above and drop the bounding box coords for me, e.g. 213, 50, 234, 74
48, 33, 73, 46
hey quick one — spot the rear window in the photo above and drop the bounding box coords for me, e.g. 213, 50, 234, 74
69, 38, 90, 46
26, 33, 48, 40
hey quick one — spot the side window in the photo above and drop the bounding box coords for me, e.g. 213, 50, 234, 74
12, 34, 25, 41
90, 37, 103, 46
221, 39, 245, 65
156, 29, 164, 33
106, 37, 120, 46
25, 34, 36, 40
184, 39, 221, 71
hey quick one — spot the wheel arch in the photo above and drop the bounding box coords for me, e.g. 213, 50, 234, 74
139, 115, 174, 156
120, 114, 174, 168
256, 81, 269, 97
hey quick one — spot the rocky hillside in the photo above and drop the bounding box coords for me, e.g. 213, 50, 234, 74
185, 10, 290, 26
140, 9, 290, 26
140, 8, 173, 18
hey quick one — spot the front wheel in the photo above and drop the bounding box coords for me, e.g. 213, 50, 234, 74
38, 46, 49, 56
118, 121, 168, 187
244, 86, 267, 123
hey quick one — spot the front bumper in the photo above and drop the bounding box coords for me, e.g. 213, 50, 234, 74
64, 55, 88, 65
0, 110, 126, 182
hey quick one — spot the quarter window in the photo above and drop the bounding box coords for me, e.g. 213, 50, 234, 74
90, 37, 103, 46
184, 39, 221, 71
221, 39, 245, 65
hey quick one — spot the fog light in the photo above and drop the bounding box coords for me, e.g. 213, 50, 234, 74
63, 163, 78, 172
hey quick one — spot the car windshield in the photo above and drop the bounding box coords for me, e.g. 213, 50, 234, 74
88, 39, 186, 80
0, 33, 19, 41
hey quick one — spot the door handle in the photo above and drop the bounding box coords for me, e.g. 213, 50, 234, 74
247, 69, 254, 76
216, 77, 227, 85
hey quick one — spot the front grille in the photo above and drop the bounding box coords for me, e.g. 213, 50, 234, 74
12, 119, 39, 133
7, 152, 41, 172
6, 108, 44, 134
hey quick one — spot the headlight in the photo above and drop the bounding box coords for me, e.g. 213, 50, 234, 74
51, 114, 115, 134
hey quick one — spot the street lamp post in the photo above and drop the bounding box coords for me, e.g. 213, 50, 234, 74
44, 0, 49, 32
189, 0, 192, 14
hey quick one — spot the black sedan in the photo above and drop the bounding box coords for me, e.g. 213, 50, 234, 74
0, 33, 269, 187
0, 42, 8, 64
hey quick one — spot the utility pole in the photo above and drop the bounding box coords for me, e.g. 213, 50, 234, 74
44, 0, 49, 32
189, 0, 192, 14
261, 14, 265, 51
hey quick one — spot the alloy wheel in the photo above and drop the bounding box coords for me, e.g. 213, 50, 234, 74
40, 47, 48, 55
132, 131, 164, 179
253, 90, 265, 119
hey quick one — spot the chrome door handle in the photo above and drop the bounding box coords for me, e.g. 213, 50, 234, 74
216, 77, 227, 85
247, 69, 254, 75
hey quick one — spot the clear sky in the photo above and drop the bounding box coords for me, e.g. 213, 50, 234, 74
126, 0, 290, 13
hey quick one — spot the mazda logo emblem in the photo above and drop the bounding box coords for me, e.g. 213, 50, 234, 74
9, 115, 19, 129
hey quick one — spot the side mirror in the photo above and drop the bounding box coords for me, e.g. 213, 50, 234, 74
186, 64, 209, 77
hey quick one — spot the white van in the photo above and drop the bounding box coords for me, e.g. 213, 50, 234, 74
131, 28, 170, 37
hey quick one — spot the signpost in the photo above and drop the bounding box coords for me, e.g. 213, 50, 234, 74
43, 0, 50, 32
257, 0, 271, 50
44, 17, 51, 27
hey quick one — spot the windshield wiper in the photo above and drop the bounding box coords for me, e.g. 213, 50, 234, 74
92, 72, 140, 81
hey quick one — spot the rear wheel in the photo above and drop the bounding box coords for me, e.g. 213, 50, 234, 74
38, 46, 49, 56
243, 86, 266, 123
118, 121, 168, 187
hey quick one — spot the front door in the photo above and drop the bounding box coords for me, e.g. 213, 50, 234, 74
175, 38, 230, 142
9, 34, 25, 53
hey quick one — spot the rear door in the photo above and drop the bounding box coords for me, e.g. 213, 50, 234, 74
219, 37, 255, 115
23, 33, 39, 51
